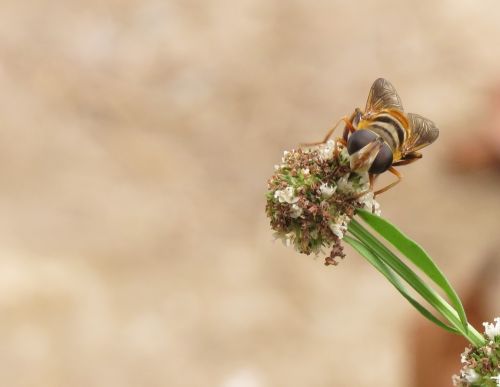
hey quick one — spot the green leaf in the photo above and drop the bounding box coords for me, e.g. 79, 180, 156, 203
346, 219, 485, 347
344, 235, 459, 334
355, 209, 468, 333
348, 221, 467, 335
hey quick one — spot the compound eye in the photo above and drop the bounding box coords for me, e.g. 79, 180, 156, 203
369, 143, 393, 174
347, 130, 378, 155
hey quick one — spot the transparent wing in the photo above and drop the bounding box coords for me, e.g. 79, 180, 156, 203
365, 78, 404, 113
403, 113, 439, 153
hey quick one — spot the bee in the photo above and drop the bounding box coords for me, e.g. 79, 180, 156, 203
310, 78, 439, 195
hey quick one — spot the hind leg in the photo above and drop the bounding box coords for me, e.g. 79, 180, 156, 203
373, 167, 402, 196
392, 152, 422, 166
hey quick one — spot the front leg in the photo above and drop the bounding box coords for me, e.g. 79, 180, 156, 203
301, 109, 361, 148
300, 117, 346, 147
342, 108, 362, 142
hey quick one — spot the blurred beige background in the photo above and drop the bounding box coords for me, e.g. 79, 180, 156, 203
1, 1, 500, 386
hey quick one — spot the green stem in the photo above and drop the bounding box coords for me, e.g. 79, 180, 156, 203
347, 220, 485, 347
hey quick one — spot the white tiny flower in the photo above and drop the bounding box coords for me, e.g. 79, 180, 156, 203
464, 369, 480, 383
336, 175, 355, 193
319, 183, 336, 198
319, 149, 330, 160
460, 347, 471, 364
329, 215, 349, 239
329, 223, 346, 239
358, 191, 381, 216
272, 231, 295, 247
302, 168, 310, 175
318, 140, 336, 160
349, 171, 370, 191
490, 375, 500, 387
278, 231, 294, 247
460, 347, 470, 364
338, 147, 350, 165
356, 172, 370, 187
274, 187, 299, 204
272, 232, 281, 241
274, 164, 280, 170
290, 204, 303, 218
483, 317, 500, 340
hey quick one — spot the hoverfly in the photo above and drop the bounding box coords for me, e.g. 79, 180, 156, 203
308, 78, 439, 195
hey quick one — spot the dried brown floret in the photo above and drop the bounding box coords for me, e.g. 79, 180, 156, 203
266, 140, 380, 262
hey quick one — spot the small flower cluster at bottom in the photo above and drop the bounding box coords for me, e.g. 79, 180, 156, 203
265, 140, 380, 265
453, 317, 500, 386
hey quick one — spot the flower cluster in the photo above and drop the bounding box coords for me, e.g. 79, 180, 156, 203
265, 140, 380, 265
453, 318, 500, 386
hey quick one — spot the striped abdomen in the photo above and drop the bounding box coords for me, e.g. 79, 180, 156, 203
358, 111, 408, 159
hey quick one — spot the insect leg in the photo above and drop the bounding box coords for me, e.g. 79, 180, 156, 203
369, 174, 376, 190
300, 117, 346, 147
322, 117, 348, 143
341, 122, 356, 141
342, 108, 362, 141
373, 166, 402, 196
332, 136, 349, 159
392, 152, 422, 166
342, 118, 360, 143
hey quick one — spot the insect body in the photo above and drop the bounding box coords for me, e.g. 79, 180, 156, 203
313, 78, 439, 195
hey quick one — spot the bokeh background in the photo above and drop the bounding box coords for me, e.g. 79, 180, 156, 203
1, 1, 500, 386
